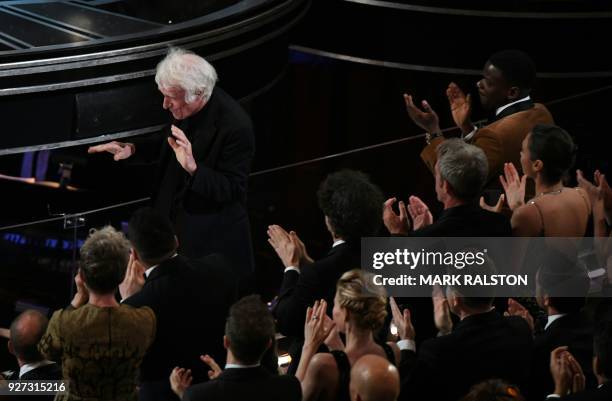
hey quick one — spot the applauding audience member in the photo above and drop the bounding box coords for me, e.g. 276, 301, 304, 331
394, 259, 533, 401
405, 49, 553, 187
384, 138, 510, 236
121, 207, 236, 401
492, 125, 590, 236
170, 295, 301, 401
349, 355, 400, 401
39, 226, 156, 401
296, 270, 400, 401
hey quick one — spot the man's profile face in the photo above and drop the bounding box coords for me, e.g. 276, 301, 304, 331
476, 62, 512, 112
159, 86, 204, 120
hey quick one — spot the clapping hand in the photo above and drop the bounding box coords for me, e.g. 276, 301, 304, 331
303, 300, 335, 352
119, 252, 146, 300
390, 297, 415, 341
170, 367, 193, 399
403, 92, 441, 134
432, 286, 452, 335
70, 269, 89, 308
446, 82, 474, 135
87, 141, 135, 161
168, 125, 197, 175
505, 298, 535, 333
500, 163, 527, 210
407, 196, 433, 231
550, 347, 586, 396
201, 354, 223, 380
479, 194, 505, 213
383, 198, 410, 235
267, 225, 302, 268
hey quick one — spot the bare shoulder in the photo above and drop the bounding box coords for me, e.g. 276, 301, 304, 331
309, 352, 338, 376
511, 203, 542, 236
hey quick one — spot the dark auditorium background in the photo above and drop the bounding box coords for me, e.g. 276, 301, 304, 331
0, 0, 611, 373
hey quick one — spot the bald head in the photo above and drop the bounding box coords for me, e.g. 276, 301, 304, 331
350, 355, 400, 401
9, 310, 48, 364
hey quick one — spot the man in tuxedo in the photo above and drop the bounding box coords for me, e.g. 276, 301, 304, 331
384, 138, 511, 237
268, 170, 384, 338
5, 310, 61, 381
171, 295, 301, 401
404, 49, 553, 188
392, 260, 533, 401
548, 321, 612, 401
506, 252, 595, 400
120, 207, 237, 401
89, 47, 255, 276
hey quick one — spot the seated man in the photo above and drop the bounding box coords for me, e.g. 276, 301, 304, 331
5, 310, 61, 381
404, 49, 553, 188
392, 259, 533, 401
170, 295, 301, 401
120, 207, 237, 401
350, 355, 401, 401
384, 138, 511, 237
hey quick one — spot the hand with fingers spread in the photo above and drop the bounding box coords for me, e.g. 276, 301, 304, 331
201, 354, 222, 380
303, 299, 334, 352
432, 286, 452, 335
390, 296, 415, 341
70, 269, 89, 308
168, 125, 198, 175
403, 93, 441, 134
267, 225, 301, 268
170, 367, 193, 399
446, 82, 475, 135
87, 141, 135, 161
407, 196, 433, 231
500, 162, 527, 210
505, 298, 534, 333
383, 197, 410, 234
577, 169, 612, 218
479, 194, 505, 213
119, 252, 146, 300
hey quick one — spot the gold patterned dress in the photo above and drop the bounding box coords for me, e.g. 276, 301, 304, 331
39, 304, 156, 401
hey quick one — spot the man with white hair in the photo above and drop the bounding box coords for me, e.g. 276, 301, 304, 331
89, 47, 255, 276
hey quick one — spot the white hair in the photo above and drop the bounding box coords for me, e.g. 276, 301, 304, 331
155, 47, 218, 103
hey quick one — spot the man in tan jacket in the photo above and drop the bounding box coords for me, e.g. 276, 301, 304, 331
405, 50, 553, 188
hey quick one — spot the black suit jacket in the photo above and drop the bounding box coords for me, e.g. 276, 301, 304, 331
5, 363, 62, 401
123, 254, 237, 385
273, 241, 361, 338
152, 87, 256, 273
529, 312, 596, 400
556, 382, 612, 401
183, 367, 301, 401
399, 310, 533, 401
411, 202, 511, 237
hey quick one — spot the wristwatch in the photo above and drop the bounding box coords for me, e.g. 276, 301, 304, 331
425, 131, 443, 145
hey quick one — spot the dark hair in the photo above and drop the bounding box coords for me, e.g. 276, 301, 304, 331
128, 207, 177, 265
487, 50, 536, 90
536, 250, 589, 314
461, 379, 525, 401
594, 320, 612, 379
225, 295, 275, 365
317, 170, 384, 240
80, 226, 130, 294
449, 252, 496, 309
9, 310, 48, 363
528, 125, 576, 185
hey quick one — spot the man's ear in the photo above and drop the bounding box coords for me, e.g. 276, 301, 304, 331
593, 355, 601, 377
543, 294, 550, 308
7, 340, 14, 356
174, 236, 179, 251
507, 86, 521, 101
223, 335, 230, 350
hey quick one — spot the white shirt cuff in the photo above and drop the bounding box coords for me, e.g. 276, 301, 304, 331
462, 127, 478, 141
397, 339, 416, 352
546, 395, 561, 399
284, 266, 300, 274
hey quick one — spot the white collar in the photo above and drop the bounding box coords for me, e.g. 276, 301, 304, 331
545, 313, 566, 330
495, 95, 531, 116
19, 360, 55, 378
145, 253, 178, 278
225, 362, 260, 369
332, 240, 346, 248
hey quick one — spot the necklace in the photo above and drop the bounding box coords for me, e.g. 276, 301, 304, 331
534, 188, 563, 199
